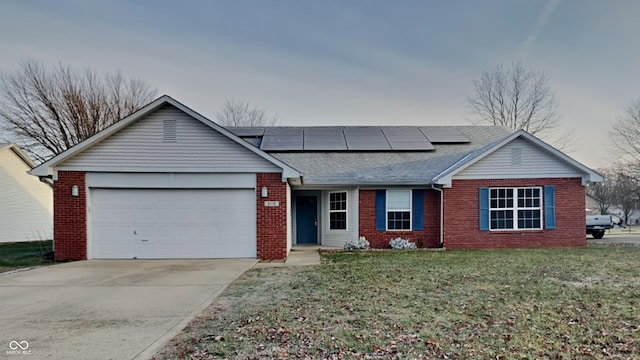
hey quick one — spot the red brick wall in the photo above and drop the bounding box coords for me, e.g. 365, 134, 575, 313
358, 189, 441, 248
53, 171, 87, 261
443, 178, 586, 249
256, 173, 288, 260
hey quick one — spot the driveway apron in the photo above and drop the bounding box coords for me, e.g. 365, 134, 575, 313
0, 259, 256, 360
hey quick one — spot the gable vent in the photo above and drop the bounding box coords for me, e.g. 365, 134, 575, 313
511, 147, 522, 166
163, 119, 177, 142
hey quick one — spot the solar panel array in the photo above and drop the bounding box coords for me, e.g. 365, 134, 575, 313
420, 126, 470, 143
230, 126, 469, 151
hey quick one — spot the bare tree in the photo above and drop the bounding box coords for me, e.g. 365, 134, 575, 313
613, 171, 640, 225
467, 61, 575, 149
587, 169, 616, 215
611, 98, 640, 173
216, 98, 278, 127
0, 59, 157, 162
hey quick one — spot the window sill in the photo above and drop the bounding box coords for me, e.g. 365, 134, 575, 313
488, 229, 545, 234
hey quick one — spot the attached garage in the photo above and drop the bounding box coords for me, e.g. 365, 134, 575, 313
90, 188, 256, 259
31, 96, 300, 261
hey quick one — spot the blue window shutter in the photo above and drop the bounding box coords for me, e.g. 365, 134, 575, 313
544, 185, 556, 229
479, 188, 489, 231
412, 189, 424, 230
375, 190, 386, 231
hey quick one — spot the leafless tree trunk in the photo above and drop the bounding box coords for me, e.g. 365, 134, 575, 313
0, 59, 156, 162
216, 98, 278, 127
611, 98, 640, 174
467, 61, 574, 150
613, 171, 640, 225
588, 169, 616, 215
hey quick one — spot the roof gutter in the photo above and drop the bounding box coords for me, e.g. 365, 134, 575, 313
38, 175, 54, 187
430, 183, 444, 247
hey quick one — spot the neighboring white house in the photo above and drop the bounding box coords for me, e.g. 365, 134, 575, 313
586, 193, 600, 215
0, 143, 53, 242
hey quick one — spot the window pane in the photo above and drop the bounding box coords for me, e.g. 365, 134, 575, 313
387, 190, 411, 210
329, 192, 347, 211
387, 211, 411, 230
330, 212, 347, 230
490, 188, 514, 209
517, 187, 541, 208
517, 209, 541, 229
490, 210, 513, 229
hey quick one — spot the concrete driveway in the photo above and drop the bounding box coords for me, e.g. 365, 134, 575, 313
0, 259, 256, 360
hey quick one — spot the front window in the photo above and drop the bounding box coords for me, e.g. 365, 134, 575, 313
490, 187, 542, 230
329, 192, 347, 230
387, 190, 411, 230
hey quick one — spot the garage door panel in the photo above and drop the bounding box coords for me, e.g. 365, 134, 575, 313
90, 189, 256, 259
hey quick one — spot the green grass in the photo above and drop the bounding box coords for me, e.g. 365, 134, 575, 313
0, 240, 54, 272
154, 247, 640, 359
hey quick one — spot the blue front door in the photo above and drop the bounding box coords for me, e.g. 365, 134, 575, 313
296, 195, 318, 244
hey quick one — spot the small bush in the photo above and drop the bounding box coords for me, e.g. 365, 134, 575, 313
389, 237, 416, 250
344, 236, 370, 250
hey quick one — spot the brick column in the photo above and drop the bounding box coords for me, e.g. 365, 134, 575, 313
53, 172, 87, 261
256, 173, 287, 260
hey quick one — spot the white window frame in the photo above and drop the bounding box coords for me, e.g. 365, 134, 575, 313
386, 189, 412, 231
328, 191, 348, 231
489, 187, 543, 231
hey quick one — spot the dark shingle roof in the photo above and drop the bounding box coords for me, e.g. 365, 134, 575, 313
229, 126, 512, 185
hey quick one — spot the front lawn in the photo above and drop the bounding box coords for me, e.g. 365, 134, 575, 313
155, 247, 640, 359
0, 240, 54, 272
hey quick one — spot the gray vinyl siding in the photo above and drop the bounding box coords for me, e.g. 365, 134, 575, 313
454, 138, 583, 180
0, 149, 53, 242
60, 104, 281, 173
320, 189, 358, 247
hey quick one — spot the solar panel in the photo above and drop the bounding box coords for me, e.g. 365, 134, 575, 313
242, 137, 262, 147
304, 127, 344, 136
303, 127, 347, 150
255, 126, 460, 151
343, 127, 385, 136
381, 127, 435, 150
226, 127, 265, 137
420, 127, 469, 143
260, 128, 304, 151
344, 127, 391, 150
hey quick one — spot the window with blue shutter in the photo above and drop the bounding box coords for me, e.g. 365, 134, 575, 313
375, 190, 386, 231
412, 189, 424, 231
544, 185, 556, 229
483, 186, 549, 231
386, 190, 412, 230
479, 188, 490, 231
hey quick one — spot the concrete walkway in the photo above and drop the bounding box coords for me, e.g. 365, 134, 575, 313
254, 245, 326, 268
0, 259, 256, 360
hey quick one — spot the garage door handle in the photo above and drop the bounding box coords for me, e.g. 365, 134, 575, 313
141, 239, 148, 242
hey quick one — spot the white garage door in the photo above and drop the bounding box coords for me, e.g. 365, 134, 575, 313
90, 189, 256, 259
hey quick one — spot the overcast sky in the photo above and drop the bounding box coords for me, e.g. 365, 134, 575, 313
1, 0, 638, 169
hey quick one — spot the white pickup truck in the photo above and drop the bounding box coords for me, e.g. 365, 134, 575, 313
586, 215, 614, 239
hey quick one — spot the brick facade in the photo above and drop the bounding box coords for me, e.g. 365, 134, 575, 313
256, 172, 288, 260
53, 171, 87, 261
50, 171, 585, 261
443, 178, 586, 249
358, 189, 441, 249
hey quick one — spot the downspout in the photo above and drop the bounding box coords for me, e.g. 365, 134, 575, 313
430, 183, 444, 247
